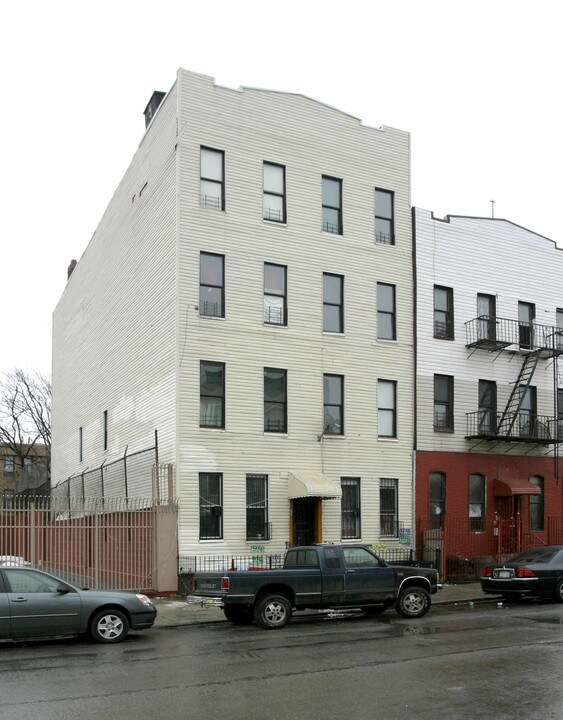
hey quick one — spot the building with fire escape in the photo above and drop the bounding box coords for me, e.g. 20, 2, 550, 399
414, 209, 563, 577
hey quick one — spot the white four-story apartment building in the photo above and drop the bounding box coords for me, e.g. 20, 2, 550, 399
52, 70, 415, 559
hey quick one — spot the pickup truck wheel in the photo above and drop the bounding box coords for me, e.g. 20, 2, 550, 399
223, 606, 254, 625
254, 594, 292, 630
396, 587, 431, 619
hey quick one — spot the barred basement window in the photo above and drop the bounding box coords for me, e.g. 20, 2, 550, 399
380, 478, 398, 537
246, 474, 269, 540
341, 477, 361, 539
199, 472, 223, 539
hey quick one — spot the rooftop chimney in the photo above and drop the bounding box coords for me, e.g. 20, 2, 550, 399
143, 91, 166, 129
67, 259, 77, 280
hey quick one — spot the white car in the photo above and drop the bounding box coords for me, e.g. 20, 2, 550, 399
0, 556, 31, 567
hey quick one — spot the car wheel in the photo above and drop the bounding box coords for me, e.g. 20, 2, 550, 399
254, 594, 292, 630
90, 609, 130, 643
396, 587, 431, 619
223, 606, 254, 625
553, 580, 563, 603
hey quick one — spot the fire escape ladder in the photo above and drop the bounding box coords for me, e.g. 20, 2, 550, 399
497, 350, 541, 436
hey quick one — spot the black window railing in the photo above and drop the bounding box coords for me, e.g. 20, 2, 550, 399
263, 306, 287, 325
200, 194, 222, 209
245, 521, 272, 542
466, 411, 555, 442
465, 316, 563, 354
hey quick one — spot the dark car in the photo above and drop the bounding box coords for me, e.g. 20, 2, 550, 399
0, 566, 157, 643
481, 546, 563, 602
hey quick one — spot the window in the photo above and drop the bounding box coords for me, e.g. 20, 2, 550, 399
374, 189, 394, 245
558, 388, 563, 441
264, 263, 287, 326
477, 293, 497, 341
519, 385, 537, 437
199, 472, 223, 539
378, 380, 397, 438
264, 368, 287, 433
478, 380, 497, 434
323, 273, 344, 333
246, 474, 269, 540
323, 374, 344, 435
469, 474, 485, 531
529, 476, 544, 531
518, 301, 535, 349
103, 410, 108, 451
343, 547, 380, 568
321, 176, 342, 234
200, 361, 225, 428
200, 147, 224, 209
434, 375, 454, 431
556, 308, 563, 351
341, 477, 361, 539
199, 252, 225, 318
3, 455, 15, 475
429, 472, 446, 529
377, 283, 396, 340
3, 569, 64, 594
380, 478, 398, 537
434, 286, 454, 339
79, 427, 83, 463
263, 162, 286, 223
285, 548, 320, 568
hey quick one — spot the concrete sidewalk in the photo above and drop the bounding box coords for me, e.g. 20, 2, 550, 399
152, 582, 497, 628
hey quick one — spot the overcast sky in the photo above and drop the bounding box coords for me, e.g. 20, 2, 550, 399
1, 0, 561, 378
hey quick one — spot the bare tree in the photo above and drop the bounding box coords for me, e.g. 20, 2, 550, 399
0, 369, 51, 487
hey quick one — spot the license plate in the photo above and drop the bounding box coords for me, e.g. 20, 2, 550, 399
496, 570, 512, 579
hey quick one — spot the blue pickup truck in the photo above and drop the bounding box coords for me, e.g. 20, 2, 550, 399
193, 544, 440, 629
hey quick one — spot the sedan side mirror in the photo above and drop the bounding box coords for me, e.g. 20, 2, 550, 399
57, 582, 71, 594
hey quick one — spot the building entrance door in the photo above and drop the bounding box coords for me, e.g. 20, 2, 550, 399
291, 498, 318, 546
495, 496, 522, 554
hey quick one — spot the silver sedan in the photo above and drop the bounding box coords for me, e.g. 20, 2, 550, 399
0, 566, 156, 643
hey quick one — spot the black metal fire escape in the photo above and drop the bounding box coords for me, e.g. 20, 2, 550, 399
496, 350, 541, 436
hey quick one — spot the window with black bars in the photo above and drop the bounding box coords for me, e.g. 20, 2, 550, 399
469, 474, 485, 531
380, 478, 398, 537
341, 478, 360, 539
529, 476, 544, 531
246, 474, 269, 540
199, 472, 223, 539
429, 472, 446, 529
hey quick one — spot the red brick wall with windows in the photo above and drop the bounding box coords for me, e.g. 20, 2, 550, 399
416, 450, 563, 545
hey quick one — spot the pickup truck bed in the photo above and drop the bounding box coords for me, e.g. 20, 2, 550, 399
193, 544, 440, 629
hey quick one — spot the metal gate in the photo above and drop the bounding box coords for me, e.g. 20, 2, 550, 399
0, 493, 178, 593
